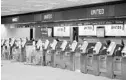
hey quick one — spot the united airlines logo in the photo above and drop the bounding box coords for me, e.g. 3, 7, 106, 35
91, 9, 104, 15
111, 25, 124, 30
44, 14, 52, 20
84, 26, 94, 30
12, 17, 18, 22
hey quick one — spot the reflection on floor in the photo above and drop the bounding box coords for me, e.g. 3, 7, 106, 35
1, 60, 119, 80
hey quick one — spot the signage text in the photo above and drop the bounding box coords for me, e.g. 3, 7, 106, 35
91, 9, 104, 15
44, 14, 52, 20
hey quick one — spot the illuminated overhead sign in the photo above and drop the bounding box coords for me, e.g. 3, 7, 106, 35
12, 17, 19, 22
79, 25, 96, 36
54, 27, 70, 37
44, 14, 52, 20
105, 24, 125, 36
91, 9, 104, 15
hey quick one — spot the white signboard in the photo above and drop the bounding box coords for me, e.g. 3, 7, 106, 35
105, 24, 125, 36
79, 25, 96, 36
96, 26, 105, 37
54, 27, 70, 37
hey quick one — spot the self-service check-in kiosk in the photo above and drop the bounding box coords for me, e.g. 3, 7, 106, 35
85, 42, 96, 74
9, 38, 15, 60
92, 42, 103, 76
86, 42, 102, 75
80, 41, 88, 73
98, 41, 116, 78
74, 42, 82, 72
54, 41, 63, 68
21, 38, 27, 62
106, 41, 123, 79
13, 39, 22, 62
59, 40, 68, 69
33, 39, 43, 65
18, 39, 24, 62
98, 44, 108, 77
63, 40, 78, 71
54, 40, 68, 69
3, 39, 10, 60
25, 40, 36, 64
43, 39, 50, 66
1, 39, 5, 60
113, 44, 123, 79
45, 39, 58, 67
121, 45, 126, 80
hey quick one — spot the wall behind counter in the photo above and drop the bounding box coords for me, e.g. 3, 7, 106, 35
1, 24, 30, 39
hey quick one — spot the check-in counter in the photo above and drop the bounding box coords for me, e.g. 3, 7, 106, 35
45, 39, 58, 67
63, 40, 78, 71
121, 45, 126, 80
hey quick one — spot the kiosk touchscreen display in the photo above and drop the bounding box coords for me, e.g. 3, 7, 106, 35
81, 41, 88, 53
44, 40, 49, 49
17, 40, 22, 48
107, 42, 116, 55
10, 39, 15, 46
60, 40, 67, 51
93, 42, 102, 54
51, 40, 58, 50
1, 40, 5, 45
22, 39, 26, 47
71, 41, 77, 52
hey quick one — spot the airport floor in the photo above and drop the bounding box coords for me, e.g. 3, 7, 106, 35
1, 60, 119, 80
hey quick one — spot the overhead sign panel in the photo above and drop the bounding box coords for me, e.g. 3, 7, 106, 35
79, 25, 96, 36
87, 5, 114, 18
105, 24, 126, 36
54, 26, 70, 37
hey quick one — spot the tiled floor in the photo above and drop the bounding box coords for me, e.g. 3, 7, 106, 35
1, 60, 120, 80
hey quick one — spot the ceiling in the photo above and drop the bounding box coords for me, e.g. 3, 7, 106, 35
1, 0, 119, 16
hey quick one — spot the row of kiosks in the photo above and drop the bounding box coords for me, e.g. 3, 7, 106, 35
1, 38, 27, 61
75, 39, 126, 80
41, 38, 126, 80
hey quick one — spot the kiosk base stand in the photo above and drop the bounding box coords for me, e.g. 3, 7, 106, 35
122, 57, 126, 80
80, 54, 87, 74
106, 56, 114, 79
